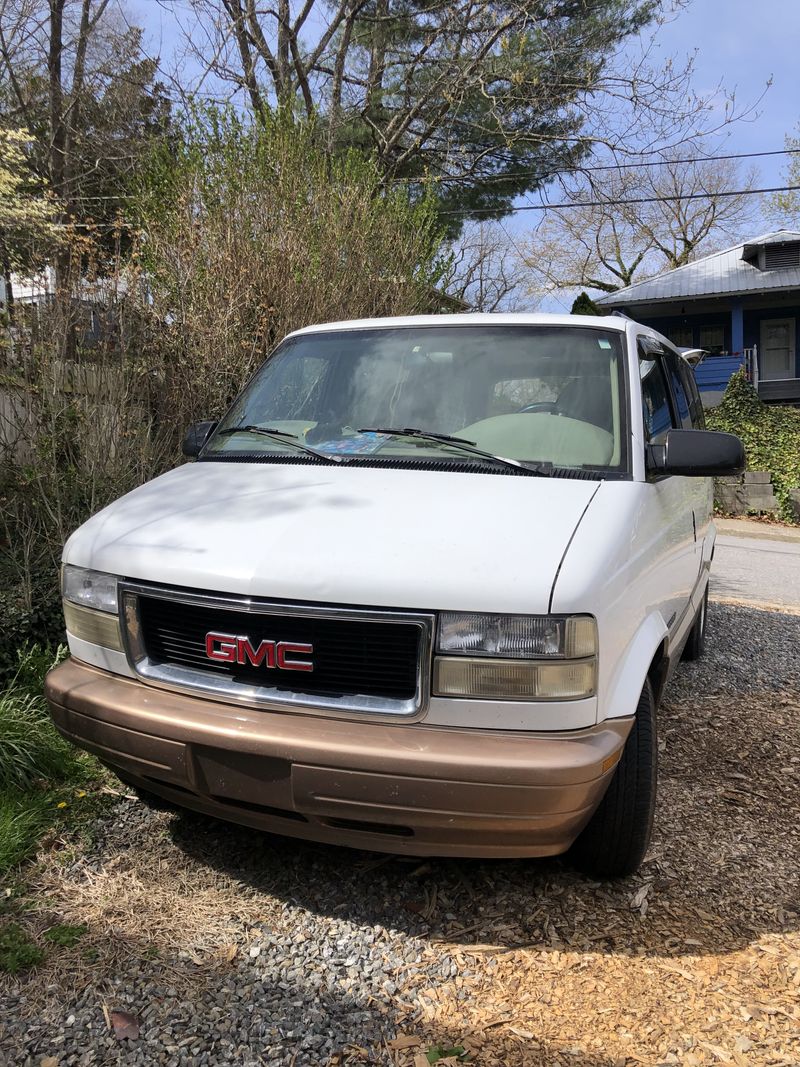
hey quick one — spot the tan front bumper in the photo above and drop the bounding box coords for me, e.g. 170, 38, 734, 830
45, 658, 632, 858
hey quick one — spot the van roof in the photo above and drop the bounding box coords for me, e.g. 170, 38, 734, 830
287, 312, 630, 338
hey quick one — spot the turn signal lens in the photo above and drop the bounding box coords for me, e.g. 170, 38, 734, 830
433, 657, 596, 700
63, 601, 123, 651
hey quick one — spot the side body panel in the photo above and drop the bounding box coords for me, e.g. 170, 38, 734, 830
551, 324, 714, 722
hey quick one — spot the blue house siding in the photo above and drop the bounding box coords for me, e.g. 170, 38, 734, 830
693, 355, 746, 393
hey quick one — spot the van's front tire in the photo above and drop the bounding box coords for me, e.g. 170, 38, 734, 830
569, 679, 657, 879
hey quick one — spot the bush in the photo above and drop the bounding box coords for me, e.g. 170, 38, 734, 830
706, 370, 800, 523
0, 111, 448, 660
139, 110, 448, 426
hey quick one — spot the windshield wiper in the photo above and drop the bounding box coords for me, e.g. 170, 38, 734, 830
214, 425, 341, 463
357, 427, 552, 477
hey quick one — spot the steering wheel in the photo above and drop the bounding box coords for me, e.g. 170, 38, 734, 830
517, 401, 558, 414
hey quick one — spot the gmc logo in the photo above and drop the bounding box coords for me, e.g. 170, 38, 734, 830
205, 632, 314, 672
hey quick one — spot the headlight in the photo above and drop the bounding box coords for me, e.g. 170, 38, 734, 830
62, 565, 118, 613
437, 612, 595, 658
434, 613, 596, 701
62, 565, 122, 651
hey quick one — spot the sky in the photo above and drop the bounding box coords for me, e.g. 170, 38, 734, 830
652, 0, 799, 187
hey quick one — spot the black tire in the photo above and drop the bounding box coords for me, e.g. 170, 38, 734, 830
681, 584, 708, 662
569, 678, 657, 878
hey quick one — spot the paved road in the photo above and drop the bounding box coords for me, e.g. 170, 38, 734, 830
712, 529, 800, 608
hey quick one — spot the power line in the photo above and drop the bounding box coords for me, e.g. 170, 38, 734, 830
48, 146, 800, 202
386, 147, 800, 186
438, 183, 800, 218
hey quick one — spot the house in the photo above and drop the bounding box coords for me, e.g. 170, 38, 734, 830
596, 231, 800, 406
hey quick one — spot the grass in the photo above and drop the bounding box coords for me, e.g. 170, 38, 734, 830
0, 644, 102, 878
0, 644, 111, 973
0, 922, 44, 974
43, 923, 87, 947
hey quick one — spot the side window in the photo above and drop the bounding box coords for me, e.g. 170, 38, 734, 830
663, 349, 692, 429
677, 356, 706, 429
639, 348, 674, 441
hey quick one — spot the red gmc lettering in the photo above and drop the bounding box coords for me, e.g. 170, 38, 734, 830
276, 642, 314, 672
238, 637, 276, 668
205, 632, 238, 662
205, 632, 313, 672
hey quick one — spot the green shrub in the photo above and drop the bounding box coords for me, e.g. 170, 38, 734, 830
706, 370, 800, 523
0, 573, 65, 686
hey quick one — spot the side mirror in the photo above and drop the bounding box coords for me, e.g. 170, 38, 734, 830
647, 429, 745, 478
182, 420, 218, 458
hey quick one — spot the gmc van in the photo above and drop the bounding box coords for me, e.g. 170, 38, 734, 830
45, 314, 744, 877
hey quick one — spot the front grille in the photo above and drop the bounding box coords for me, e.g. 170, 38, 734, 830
136, 594, 422, 703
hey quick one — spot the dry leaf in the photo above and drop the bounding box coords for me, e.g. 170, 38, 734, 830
387, 1034, 422, 1050
110, 1010, 140, 1041
212, 943, 238, 965
414, 1055, 430, 1067
40, 1058, 59, 1067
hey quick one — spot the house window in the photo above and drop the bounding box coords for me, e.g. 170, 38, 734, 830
699, 325, 725, 355
668, 326, 693, 348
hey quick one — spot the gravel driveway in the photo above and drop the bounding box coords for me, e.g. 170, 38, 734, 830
2, 601, 799, 1067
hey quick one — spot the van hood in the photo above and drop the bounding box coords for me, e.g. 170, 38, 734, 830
64, 461, 600, 613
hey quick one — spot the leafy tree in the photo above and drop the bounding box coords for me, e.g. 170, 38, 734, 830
0, 126, 61, 317
182, 0, 742, 230
0, 2, 171, 264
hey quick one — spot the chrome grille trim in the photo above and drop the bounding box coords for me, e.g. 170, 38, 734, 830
119, 581, 433, 720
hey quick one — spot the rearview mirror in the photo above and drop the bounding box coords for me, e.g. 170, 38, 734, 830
182, 420, 218, 458
647, 429, 745, 478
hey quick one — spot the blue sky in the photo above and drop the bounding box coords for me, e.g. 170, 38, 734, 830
652, 0, 799, 186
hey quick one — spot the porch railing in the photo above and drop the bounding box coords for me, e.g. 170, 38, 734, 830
743, 345, 759, 389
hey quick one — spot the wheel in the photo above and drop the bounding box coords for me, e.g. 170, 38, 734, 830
569, 678, 657, 878
681, 585, 708, 662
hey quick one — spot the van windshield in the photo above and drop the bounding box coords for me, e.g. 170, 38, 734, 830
204, 325, 628, 474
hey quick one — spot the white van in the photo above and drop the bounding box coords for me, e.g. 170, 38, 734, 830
46, 314, 744, 877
